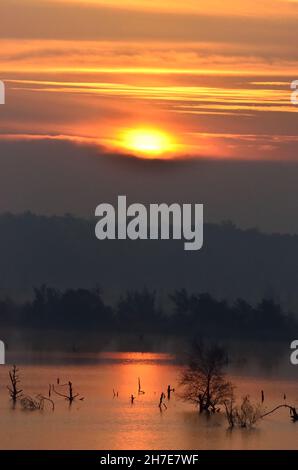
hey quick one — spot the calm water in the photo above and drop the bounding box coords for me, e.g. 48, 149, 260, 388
0, 351, 298, 450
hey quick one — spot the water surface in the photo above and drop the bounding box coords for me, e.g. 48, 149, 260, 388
0, 352, 297, 450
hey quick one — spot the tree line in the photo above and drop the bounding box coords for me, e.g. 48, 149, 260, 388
0, 286, 296, 340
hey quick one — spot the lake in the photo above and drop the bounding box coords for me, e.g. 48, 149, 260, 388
0, 351, 297, 450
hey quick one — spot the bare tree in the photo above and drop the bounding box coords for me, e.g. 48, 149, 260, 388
20, 395, 55, 412
224, 397, 236, 428
236, 396, 262, 427
180, 342, 233, 414
7, 365, 23, 404
52, 381, 83, 404
224, 395, 262, 428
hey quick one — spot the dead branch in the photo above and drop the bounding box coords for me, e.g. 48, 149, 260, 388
37, 395, 55, 411
7, 365, 23, 403
261, 404, 298, 421
52, 381, 80, 403
20, 396, 41, 411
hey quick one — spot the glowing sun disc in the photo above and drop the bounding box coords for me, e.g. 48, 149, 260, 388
120, 128, 174, 157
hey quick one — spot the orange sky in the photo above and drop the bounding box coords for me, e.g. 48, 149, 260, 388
1, 0, 298, 159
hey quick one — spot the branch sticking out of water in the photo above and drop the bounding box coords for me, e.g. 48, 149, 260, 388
20, 395, 55, 412
261, 404, 298, 422
52, 381, 83, 404
7, 365, 23, 404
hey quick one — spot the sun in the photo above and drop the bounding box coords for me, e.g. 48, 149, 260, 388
120, 128, 175, 158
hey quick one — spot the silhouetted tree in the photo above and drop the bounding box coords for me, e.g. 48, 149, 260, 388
23, 285, 112, 330
52, 380, 83, 405
7, 365, 23, 404
180, 342, 233, 414
224, 396, 262, 428
116, 288, 162, 332
0, 282, 297, 341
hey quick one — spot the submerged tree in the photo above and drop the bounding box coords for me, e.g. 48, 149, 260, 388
52, 380, 83, 405
7, 365, 23, 404
180, 342, 233, 414
224, 395, 262, 429
20, 395, 55, 412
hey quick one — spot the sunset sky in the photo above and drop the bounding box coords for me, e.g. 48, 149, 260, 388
2, 1, 298, 233
1, 0, 298, 159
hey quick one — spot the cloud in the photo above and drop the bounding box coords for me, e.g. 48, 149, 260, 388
2, 73, 298, 160
2, 1, 298, 47
2, 1, 298, 162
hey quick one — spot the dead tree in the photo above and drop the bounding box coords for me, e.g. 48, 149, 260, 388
235, 396, 262, 428
20, 395, 55, 412
38, 395, 55, 411
224, 396, 262, 429
167, 385, 175, 400
224, 399, 298, 429
138, 377, 145, 395
7, 365, 23, 404
261, 404, 298, 422
52, 381, 81, 404
180, 342, 233, 414
224, 398, 236, 428
159, 392, 167, 411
